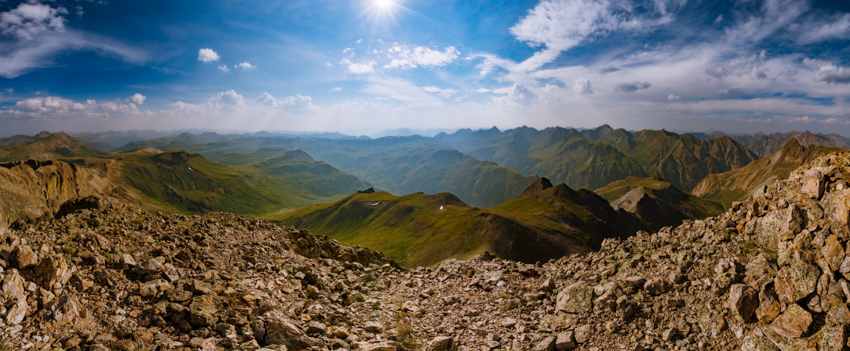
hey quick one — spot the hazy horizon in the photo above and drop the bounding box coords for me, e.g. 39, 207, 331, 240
2, 0, 849, 136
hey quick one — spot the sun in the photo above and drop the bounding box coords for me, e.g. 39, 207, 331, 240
374, 0, 395, 9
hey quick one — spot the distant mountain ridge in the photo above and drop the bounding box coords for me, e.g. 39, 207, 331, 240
728, 130, 850, 157
0, 132, 105, 162
692, 138, 844, 206
276, 177, 648, 266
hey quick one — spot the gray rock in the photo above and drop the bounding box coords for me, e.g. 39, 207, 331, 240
728, 284, 759, 322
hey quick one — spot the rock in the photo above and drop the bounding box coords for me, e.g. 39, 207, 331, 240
555, 331, 576, 350
741, 333, 781, 351
5, 297, 27, 325
189, 295, 219, 327
140, 279, 172, 298
34, 255, 75, 290
821, 235, 845, 272
356, 341, 398, 351
13, 245, 38, 269
574, 325, 592, 344
2, 269, 27, 303
532, 336, 556, 351
756, 289, 781, 323
50, 293, 87, 327
556, 281, 593, 313
743, 254, 776, 291
119, 254, 137, 267
136, 257, 166, 275
365, 321, 384, 333
643, 278, 670, 296
728, 284, 759, 322
801, 168, 826, 199
662, 328, 679, 342
424, 336, 453, 351
819, 326, 846, 351
258, 311, 310, 349
770, 303, 812, 339
773, 260, 820, 304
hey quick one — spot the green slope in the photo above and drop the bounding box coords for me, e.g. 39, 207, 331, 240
274, 178, 647, 267
106, 148, 371, 216
0, 132, 105, 162
692, 138, 844, 207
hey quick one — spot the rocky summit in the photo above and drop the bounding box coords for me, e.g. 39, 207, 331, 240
1, 150, 850, 351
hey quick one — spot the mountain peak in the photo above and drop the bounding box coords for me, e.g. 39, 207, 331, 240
650, 171, 664, 181
518, 177, 553, 197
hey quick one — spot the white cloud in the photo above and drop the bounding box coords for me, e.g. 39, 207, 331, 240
615, 81, 651, 92
803, 58, 850, 85
342, 59, 375, 74
0, 2, 68, 40
493, 84, 537, 107
476, 88, 491, 93
330, 87, 343, 92
235, 62, 256, 70
384, 45, 460, 69
126, 93, 146, 105
197, 48, 220, 62
668, 94, 680, 100
787, 116, 850, 125
573, 79, 593, 94
218, 65, 229, 72
2, 95, 142, 119
705, 51, 769, 80
210, 90, 245, 107
798, 14, 850, 43
422, 86, 459, 98
258, 92, 320, 112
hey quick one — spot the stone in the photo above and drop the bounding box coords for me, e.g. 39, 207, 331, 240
140, 279, 172, 298
801, 168, 826, 199
643, 278, 670, 296
258, 311, 310, 349
770, 303, 812, 339
136, 257, 166, 275
424, 336, 453, 351
756, 289, 781, 323
356, 341, 398, 351
774, 260, 820, 304
34, 255, 75, 290
2, 269, 27, 302
556, 281, 593, 313
728, 284, 759, 322
574, 325, 592, 344
50, 294, 87, 327
821, 235, 845, 272
365, 321, 384, 333
741, 334, 781, 351
532, 336, 556, 351
555, 331, 577, 350
818, 326, 846, 351
13, 245, 38, 269
189, 295, 219, 327
5, 297, 27, 325
743, 254, 777, 291
119, 254, 137, 267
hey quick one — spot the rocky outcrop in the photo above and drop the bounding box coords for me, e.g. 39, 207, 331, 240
0, 150, 848, 350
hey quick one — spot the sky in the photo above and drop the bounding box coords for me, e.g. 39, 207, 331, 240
0, 0, 849, 137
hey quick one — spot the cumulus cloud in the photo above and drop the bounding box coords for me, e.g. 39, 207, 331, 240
615, 81, 651, 92
493, 84, 537, 107
197, 48, 220, 62
803, 58, 850, 85
258, 92, 319, 112
787, 116, 850, 125
2, 95, 142, 119
235, 62, 255, 70
342, 59, 375, 74
422, 86, 459, 98
210, 90, 245, 107
384, 45, 460, 69
0, 2, 68, 40
705, 51, 769, 80
218, 65, 229, 72
572, 79, 593, 94
126, 93, 146, 105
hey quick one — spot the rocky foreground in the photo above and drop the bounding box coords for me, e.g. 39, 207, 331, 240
1, 150, 850, 351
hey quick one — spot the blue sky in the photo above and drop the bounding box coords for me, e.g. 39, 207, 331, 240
0, 0, 849, 136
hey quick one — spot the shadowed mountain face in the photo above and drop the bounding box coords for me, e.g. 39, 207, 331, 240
274, 177, 648, 267
596, 174, 724, 230
0, 132, 105, 162
730, 131, 850, 157
433, 125, 758, 192
692, 138, 844, 207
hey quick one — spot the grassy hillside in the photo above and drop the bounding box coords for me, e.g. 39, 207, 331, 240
105, 148, 370, 216
0, 132, 105, 162
692, 138, 843, 207
596, 174, 723, 229
275, 178, 647, 267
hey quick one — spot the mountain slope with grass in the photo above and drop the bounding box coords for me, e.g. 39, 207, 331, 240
692, 138, 844, 207
0, 132, 105, 162
275, 178, 647, 267
730, 130, 850, 157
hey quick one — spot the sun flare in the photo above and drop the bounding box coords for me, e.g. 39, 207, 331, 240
374, 0, 395, 9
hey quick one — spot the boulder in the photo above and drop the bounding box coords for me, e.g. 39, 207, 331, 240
556, 282, 593, 313
424, 336, 453, 351
728, 284, 759, 322
770, 303, 812, 339
774, 260, 820, 304
34, 255, 75, 290
256, 311, 311, 349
